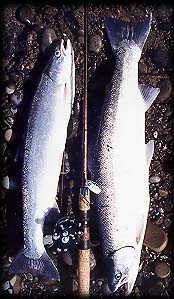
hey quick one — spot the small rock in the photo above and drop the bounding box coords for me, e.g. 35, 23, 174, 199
43, 235, 53, 247
10, 90, 23, 106
158, 22, 174, 31
153, 131, 158, 139
152, 49, 169, 68
164, 217, 172, 228
156, 79, 172, 102
150, 176, 161, 184
155, 215, 163, 225
61, 250, 73, 266
154, 262, 171, 278
148, 285, 164, 297
159, 189, 168, 198
163, 196, 173, 212
10, 275, 21, 295
41, 28, 57, 53
2, 280, 10, 291
96, 279, 103, 287
102, 282, 112, 296
1, 176, 19, 190
17, 5, 35, 25
89, 34, 102, 53
143, 221, 168, 252
5, 81, 15, 95
26, 273, 33, 281
4, 128, 13, 142
78, 29, 84, 44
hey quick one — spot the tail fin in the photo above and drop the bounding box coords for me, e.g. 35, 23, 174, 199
104, 12, 152, 53
9, 249, 60, 280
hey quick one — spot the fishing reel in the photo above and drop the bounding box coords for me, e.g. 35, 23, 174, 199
52, 216, 82, 252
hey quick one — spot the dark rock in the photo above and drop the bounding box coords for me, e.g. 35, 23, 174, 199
16, 5, 35, 25
40, 28, 57, 53
143, 221, 168, 252
156, 79, 172, 102
158, 22, 174, 31
5, 80, 16, 95
159, 189, 168, 198
163, 196, 173, 212
10, 90, 23, 106
152, 49, 169, 68
154, 262, 171, 278
164, 217, 172, 228
89, 34, 102, 53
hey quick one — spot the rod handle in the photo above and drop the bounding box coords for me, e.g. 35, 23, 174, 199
78, 248, 90, 297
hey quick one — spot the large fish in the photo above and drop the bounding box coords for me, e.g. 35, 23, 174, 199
9, 39, 75, 279
92, 13, 160, 295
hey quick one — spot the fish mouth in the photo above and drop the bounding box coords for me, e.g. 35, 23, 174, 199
108, 281, 129, 295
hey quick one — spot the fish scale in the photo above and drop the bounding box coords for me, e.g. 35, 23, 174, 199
92, 13, 160, 295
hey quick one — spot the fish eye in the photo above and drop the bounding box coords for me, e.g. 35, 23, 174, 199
115, 272, 122, 281
55, 50, 61, 58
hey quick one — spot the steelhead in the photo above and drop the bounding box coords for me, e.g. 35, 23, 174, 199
92, 13, 160, 295
9, 39, 75, 279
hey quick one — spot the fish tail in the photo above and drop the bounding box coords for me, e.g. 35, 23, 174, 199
9, 249, 60, 280
104, 12, 152, 52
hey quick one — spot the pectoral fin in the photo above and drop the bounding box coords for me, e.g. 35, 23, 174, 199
139, 84, 160, 111
146, 140, 154, 168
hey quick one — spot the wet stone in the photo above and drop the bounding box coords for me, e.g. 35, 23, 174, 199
102, 282, 112, 296
5, 81, 15, 95
155, 215, 163, 225
1, 176, 19, 190
158, 22, 174, 31
143, 221, 168, 253
154, 262, 171, 278
163, 196, 173, 212
10, 275, 21, 295
40, 28, 57, 53
164, 217, 172, 228
17, 5, 35, 25
61, 250, 73, 266
26, 273, 33, 281
89, 34, 102, 53
150, 176, 161, 184
4, 128, 12, 142
159, 189, 168, 198
152, 49, 169, 68
43, 235, 53, 247
156, 79, 172, 102
78, 29, 84, 44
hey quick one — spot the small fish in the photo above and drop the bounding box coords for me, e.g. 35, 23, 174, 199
9, 39, 75, 279
92, 13, 160, 295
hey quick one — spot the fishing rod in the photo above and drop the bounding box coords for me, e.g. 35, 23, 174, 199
78, 4, 91, 297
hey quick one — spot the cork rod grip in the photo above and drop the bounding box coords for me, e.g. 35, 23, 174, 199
78, 248, 90, 297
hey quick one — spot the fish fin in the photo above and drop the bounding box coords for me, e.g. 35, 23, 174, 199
104, 12, 152, 53
139, 84, 160, 111
9, 249, 60, 280
146, 140, 154, 168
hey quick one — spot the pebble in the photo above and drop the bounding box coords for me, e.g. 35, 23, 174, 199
164, 217, 172, 228
4, 128, 13, 142
158, 22, 174, 31
2, 280, 10, 291
152, 49, 169, 68
26, 273, 33, 281
10, 90, 23, 106
155, 215, 163, 225
1, 176, 19, 190
149, 176, 161, 184
10, 274, 21, 294
156, 79, 172, 102
0, 141, 7, 155
102, 282, 112, 296
5, 81, 16, 95
163, 196, 173, 212
61, 250, 72, 266
89, 34, 102, 53
159, 189, 168, 198
78, 29, 84, 44
43, 235, 53, 247
154, 262, 171, 278
96, 279, 103, 287
143, 221, 168, 252
17, 5, 35, 25
40, 28, 57, 53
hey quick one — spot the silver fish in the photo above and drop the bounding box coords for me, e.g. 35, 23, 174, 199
92, 13, 160, 295
9, 39, 75, 279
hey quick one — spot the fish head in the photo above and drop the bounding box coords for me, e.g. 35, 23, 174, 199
45, 39, 73, 82
106, 246, 136, 293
